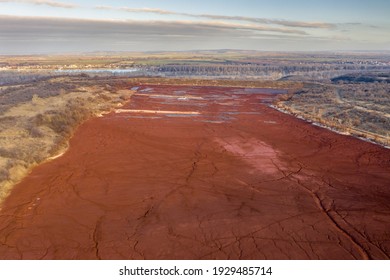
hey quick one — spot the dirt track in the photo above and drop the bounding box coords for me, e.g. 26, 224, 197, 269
0, 85, 389, 259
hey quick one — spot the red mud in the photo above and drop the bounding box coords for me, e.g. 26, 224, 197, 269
0, 85, 390, 260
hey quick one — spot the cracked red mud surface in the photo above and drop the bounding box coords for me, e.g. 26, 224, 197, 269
0, 85, 390, 260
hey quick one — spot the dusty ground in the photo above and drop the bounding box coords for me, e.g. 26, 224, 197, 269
0, 85, 389, 259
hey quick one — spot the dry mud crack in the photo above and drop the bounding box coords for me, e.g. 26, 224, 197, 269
0, 85, 389, 259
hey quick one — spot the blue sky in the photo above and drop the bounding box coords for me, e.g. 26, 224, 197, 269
0, 0, 389, 54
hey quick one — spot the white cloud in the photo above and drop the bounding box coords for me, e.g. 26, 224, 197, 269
0, 15, 381, 54
96, 5, 336, 29
0, 0, 78, 8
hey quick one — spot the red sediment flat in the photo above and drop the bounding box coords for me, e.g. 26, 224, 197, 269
0, 85, 389, 260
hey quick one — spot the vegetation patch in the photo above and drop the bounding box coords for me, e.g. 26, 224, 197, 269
275, 81, 390, 146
